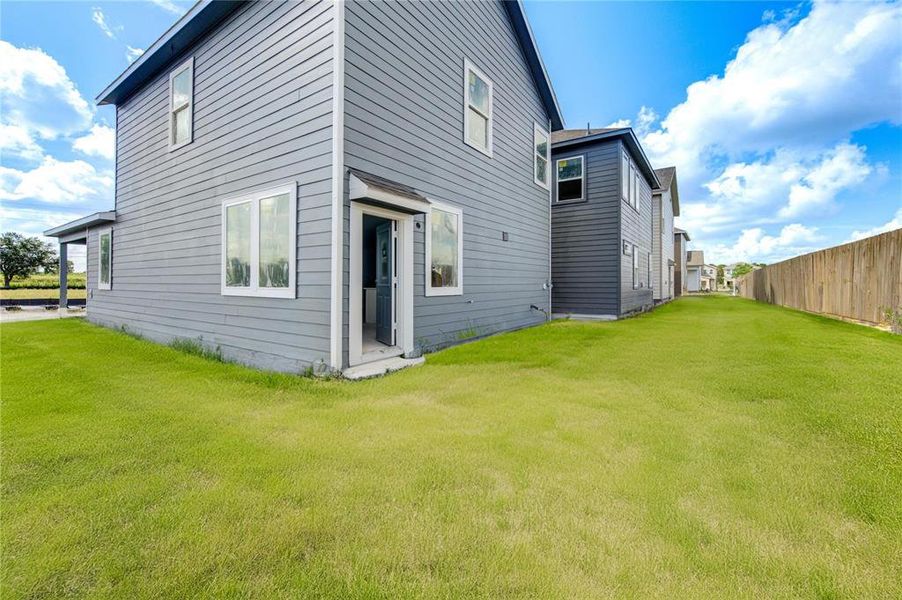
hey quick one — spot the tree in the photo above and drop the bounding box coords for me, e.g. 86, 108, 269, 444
716, 264, 725, 287
731, 262, 765, 279
0, 232, 57, 287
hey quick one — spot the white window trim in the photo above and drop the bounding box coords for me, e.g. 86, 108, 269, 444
632, 244, 640, 290
97, 227, 112, 291
533, 122, 550, 189
632, 166, 640, 210
555, 155, 585, 203
425, 202, 464, 297
220, 184, 297, 298
168, 57, 194, 151
463, 58, 493, 158
621, 153, 630, 204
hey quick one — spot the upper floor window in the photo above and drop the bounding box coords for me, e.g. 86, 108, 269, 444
555, 156, 584, 202
621, 154, 630, 204
222, 185, 297, 298
632, 167, 640, 209
98, 228, 112, 290
426, 203, 463, 296
534, 123, 550, 188
622, 152, 639, 210
169, 58, 194, 150
464, 60, 493, 156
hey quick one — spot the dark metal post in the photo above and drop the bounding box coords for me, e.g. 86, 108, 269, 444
59, 243, 68, 309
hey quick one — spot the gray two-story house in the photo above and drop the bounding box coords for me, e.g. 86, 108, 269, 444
651, 166, 679, 303
549, 128, 660, 319
45, 0, 564, 376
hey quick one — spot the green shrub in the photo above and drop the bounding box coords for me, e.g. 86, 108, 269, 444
1, 272, 87, 289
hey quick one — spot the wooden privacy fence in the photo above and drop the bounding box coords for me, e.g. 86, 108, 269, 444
735, 229, 902, 326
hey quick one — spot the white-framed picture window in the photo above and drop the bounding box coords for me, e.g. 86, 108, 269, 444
534, 123, 550, 188
98, 227, 112, 290
463, 59, 493, 156
169, 57, 194, 150
555, 155, 585, 202
425, 202, 463, 296
221, 184, 297, 298
632, 244, 640, 289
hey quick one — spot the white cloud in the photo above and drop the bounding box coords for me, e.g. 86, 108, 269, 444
0, 40, 93, 141
848, 207, 902, 242
779, 143, 872, 218
91, 7, 117, 39
0, 156, 113, 204
677, 142, 874, 237
642, 1, 901, 188
703, 224, 822, 264
149, 0, 188, 16
126, 46, 145, 64
613, 0, 902, 263
72, 124, 115, 161
0, 123, 43, 161
605, 106, 658, 137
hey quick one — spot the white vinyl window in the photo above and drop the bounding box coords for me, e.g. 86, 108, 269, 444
556, 156, 584, 202
632, 167, 640, 209
621, 153, 630, 204
425, 203, 463, 296
169, 57, 193, 150
622, 153, 640, 210
98, 227, 112, 290
632, 244, 640, 289
464, 59, 493, 156
534, 123, 550, 188
221, 184, 297, 298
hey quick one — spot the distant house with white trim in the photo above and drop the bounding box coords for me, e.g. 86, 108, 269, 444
651, 166, 679, 302
549, 128, 660, 319
673, 227, 690, 296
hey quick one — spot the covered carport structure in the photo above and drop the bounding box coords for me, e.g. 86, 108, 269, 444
44, 212, 116, 307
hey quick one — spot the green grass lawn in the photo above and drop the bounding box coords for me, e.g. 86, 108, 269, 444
2, 296, 900, 598
0, 288, 87, 300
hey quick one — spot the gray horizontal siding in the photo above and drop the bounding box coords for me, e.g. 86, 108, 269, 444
551, 139, 621, 315
343, 0, 552, 363
89, 0, 335, 373
620, 141, 654, 314
652, 192, 662, 300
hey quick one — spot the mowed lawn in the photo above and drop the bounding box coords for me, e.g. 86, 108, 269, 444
2, 296, 900, 598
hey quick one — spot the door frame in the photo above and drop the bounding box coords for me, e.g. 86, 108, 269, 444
349, 202, 414, 367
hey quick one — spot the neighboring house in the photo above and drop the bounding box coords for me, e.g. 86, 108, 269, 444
45, 0, 564, 375
651, 166, 679, 303
549, 127, 660, 318
719, 264, 735, 291
702, 264, 718, 291
686, 250, 705, 292
673, 227, 690, 296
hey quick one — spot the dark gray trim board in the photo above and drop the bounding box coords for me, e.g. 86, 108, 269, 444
1, 298, 87, 307
97, 1, 244, 105
44, 211, 116, 238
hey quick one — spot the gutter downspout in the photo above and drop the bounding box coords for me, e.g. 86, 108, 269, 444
547, 116, 553, 321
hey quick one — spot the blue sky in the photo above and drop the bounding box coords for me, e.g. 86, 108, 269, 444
1, 0, 900, 270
